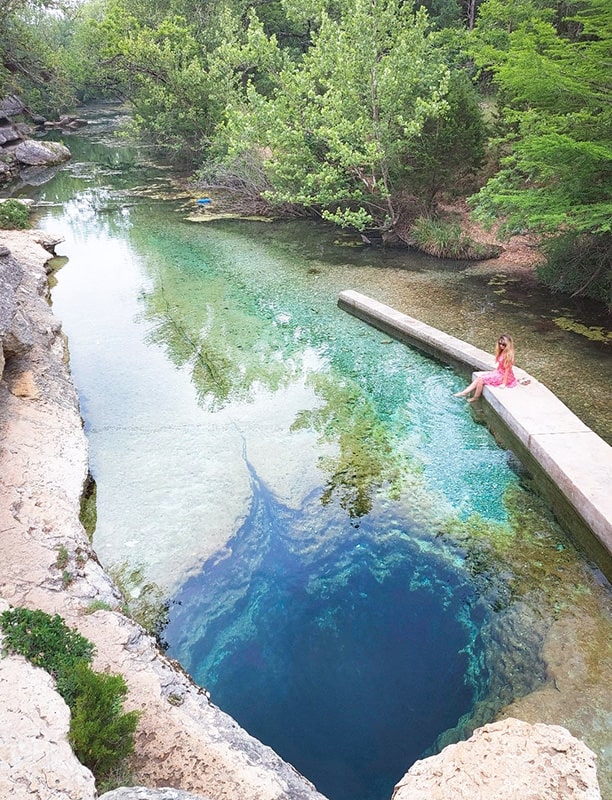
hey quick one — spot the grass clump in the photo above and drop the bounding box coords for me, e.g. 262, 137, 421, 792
84, 599, 113, 614
411, 216, 494, 260
0, 199, 30, 229
0, 606, 140, 788
109, 562, 169, 646
56, 545, 70, 569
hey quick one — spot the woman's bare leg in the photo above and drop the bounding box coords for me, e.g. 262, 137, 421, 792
454, 379, 478, 397
467, 378, 484, 402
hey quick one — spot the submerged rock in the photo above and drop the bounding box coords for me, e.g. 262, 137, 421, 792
393, 717, 601, 800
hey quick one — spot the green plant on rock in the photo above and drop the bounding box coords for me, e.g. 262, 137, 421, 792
79, 473, 97, 540
0, 607, 94, 693
62, 569, 75, 588
109, 562, 169, 645
0, 199, 30, 229
56, 545, 70, 570
84, 599, 114, 614
68, 661, 140, 779
0, 607, 140, 788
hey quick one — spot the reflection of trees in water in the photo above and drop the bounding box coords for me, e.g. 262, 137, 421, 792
141, 266, 408, 517
140, 275, 300, 409
293, 374, 409, 518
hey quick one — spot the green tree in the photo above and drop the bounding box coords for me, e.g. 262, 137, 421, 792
224, 0, 452, 236
72, 1, 215, 160
0, 0, 77, 112
405, 69, 486, 209
469, 0, 611, 303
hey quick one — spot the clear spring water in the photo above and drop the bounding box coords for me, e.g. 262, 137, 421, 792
16, 107, 611, 799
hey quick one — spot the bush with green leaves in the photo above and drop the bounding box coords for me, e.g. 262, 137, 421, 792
68, 661, 140, 778
0, 607, 140, 787
0, 199, 30, 229
0, 607, 94, 703
538, 233, 612, 309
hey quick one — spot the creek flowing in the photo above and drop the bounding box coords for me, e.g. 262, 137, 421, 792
13, 107, 612, 800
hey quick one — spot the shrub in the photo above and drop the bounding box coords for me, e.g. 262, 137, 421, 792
0, 199, 30, 229
538, 233, 612, 310
0, 606, 140, 787
0, 608, 94, 697
68, 661, 140, 779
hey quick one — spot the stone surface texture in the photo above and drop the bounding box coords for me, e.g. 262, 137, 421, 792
101, 788, 212, 800
14, 139, 71, 166
0, 93, 73, 185
0, 618, 97, 800
393, 718, 601, 800
0, 230, 327, 800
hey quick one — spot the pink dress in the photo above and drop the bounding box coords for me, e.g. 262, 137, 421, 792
481, 354, 518, 388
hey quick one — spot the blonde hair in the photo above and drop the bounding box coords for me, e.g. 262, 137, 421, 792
496, 334, 515, 367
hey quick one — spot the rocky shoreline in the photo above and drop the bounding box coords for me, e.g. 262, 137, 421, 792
0, 229, 604, 799
0, 230, 328, 800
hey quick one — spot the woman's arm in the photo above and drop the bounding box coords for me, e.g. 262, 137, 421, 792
501, 357, 514, 387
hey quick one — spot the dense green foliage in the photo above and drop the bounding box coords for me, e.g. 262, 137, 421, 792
0, 199, 31, 228
68, 661, 140, 779
470, 0, 611, 235
0, 607, 94, 695
223, 2, 453, 231
0, 607, 140, 787
0, 0, 77, 113
469, 0, 611, 302
1, 0, 610, 303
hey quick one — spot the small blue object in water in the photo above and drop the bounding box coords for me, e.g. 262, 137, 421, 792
197, 198, 211, 205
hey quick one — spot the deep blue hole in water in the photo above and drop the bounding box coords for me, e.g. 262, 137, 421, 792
165, 467, 489, 800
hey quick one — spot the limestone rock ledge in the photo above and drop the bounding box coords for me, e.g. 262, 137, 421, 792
100, 789, 212, 800
393, 718, 601, 800
0, 229, 327, 800
0, 645, 97, 800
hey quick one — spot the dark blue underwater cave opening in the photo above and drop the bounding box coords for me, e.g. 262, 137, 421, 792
164, 475, 490, 800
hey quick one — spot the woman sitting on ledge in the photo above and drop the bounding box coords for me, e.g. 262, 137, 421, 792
454, 334, 518, 403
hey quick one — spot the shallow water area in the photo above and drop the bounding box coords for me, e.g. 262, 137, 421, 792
12, 106, 612, 799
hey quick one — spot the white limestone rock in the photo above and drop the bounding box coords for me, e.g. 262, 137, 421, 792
0, 651, 96, 800
100, 788, 212, 800
393, 718, 601, 800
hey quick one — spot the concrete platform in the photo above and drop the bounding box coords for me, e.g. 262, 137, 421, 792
338, 289, 612, 578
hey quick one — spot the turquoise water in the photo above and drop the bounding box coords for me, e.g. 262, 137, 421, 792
164, 453, 491, 800
16, 108, 610, 799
